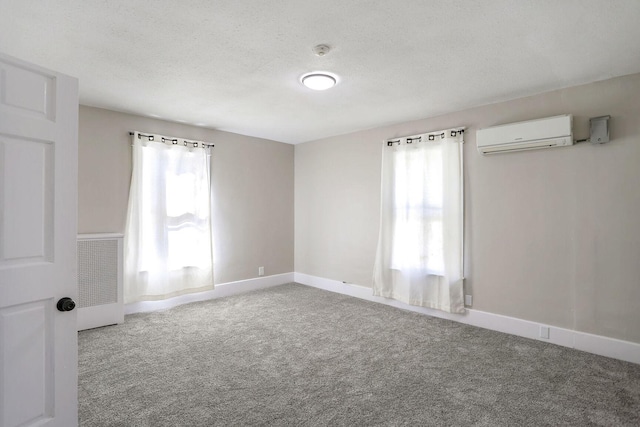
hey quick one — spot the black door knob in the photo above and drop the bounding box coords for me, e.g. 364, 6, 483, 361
57, 297, 76, 312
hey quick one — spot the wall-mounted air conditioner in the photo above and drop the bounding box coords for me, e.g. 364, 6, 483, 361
476, 114, 573, 155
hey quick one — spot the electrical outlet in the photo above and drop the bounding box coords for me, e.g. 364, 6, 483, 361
464, 295, 473, 306
539, 326, 550, 339
258, 266, 264, 276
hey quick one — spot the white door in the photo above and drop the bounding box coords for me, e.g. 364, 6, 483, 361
0, 53, 78, 426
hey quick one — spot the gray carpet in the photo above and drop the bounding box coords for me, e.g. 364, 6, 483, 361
79, 283, 640, 426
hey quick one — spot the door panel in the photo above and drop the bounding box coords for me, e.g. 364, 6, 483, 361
0, 299, 54, 427
0, 53, 78, 427
1, 136, 53, 264
0, 61, 55, 119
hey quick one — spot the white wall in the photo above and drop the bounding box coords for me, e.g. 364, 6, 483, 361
78, 106, 294, 285
295, 73, 640, 344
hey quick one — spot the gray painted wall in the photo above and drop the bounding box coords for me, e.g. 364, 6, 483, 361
78, 106, 294, 285
295, 73, 640, 344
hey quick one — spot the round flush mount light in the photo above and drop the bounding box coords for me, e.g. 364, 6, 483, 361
301, 72, 337, 90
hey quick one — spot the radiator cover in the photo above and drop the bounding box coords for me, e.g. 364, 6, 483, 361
77, 234, 124, 330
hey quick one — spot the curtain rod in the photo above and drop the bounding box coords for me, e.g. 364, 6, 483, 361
386, 127, 465, 146
129, 131, 214, 148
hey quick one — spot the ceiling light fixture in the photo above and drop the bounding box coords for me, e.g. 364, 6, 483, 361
301, 72, 337, 91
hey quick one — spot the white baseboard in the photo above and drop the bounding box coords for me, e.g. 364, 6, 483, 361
293, 272, 640, 365
124, 272, 295, 315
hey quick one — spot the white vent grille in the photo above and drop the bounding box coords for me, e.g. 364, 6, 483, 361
77, 234, 124, 330
78, 239, 118, 307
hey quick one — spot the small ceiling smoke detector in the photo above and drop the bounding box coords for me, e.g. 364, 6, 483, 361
301, 72, 337, 90
313, 44, 331, 56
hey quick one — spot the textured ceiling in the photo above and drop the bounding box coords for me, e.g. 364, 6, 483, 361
2, 1, 640, 144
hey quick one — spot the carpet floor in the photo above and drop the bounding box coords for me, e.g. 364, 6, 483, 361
79, 283, 640, 426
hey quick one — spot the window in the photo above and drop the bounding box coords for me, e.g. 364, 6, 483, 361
373, 130, 464, 313
124, 133, 214, 303
390, 144, 444, 274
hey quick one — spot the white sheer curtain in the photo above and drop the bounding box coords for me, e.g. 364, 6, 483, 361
373, 129, 464, 313
124, 133, 214, 303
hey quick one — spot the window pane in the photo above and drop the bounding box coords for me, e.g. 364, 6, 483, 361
167, 227, 211, 271
166, 172, 197, 217
390, 144, 444, 275
424, 147, 443, 209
